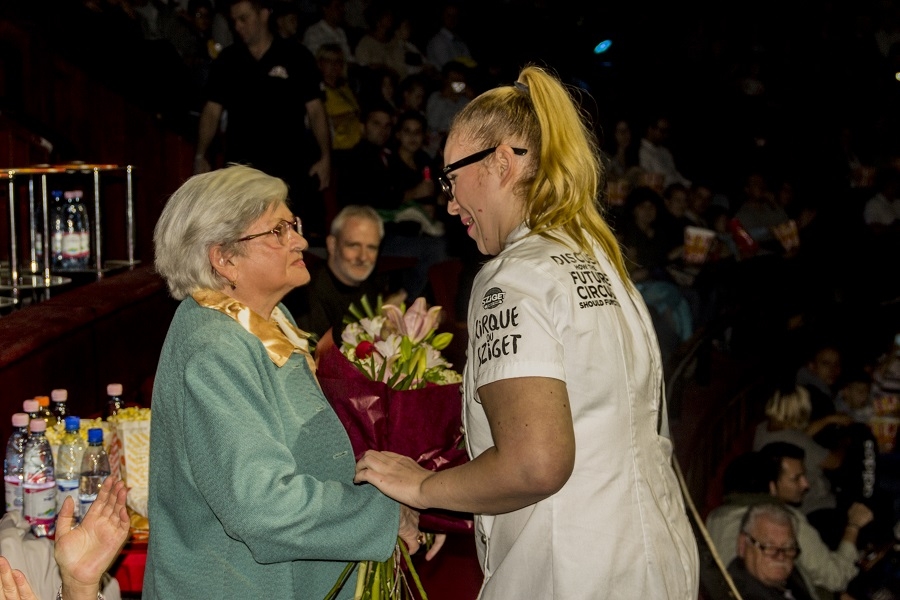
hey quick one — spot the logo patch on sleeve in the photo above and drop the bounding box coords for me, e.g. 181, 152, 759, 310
481, 287, 505, 310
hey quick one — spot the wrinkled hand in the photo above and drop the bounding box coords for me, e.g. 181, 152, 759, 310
397, 505, 422, 555
355, 450, 433, 509
0, 557, 37, 600
55, 477, 130, 600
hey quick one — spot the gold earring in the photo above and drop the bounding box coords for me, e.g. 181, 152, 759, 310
229, 278, 237, 290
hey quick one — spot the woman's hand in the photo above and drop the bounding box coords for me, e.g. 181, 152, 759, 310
55, 477, 130, 600
0, 557, 37, 600
355, 450, 433, 510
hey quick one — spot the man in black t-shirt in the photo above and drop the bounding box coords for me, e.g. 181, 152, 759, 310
281, 205, 407, 339
193, 0, 331, 240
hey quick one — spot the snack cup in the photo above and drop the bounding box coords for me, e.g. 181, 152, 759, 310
872, 390, 900, 417
683, 226, 716, 264
869, 416, 899, 453
773, 219, 800, 252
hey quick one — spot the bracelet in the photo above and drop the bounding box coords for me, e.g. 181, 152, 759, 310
55, 586, 104, 600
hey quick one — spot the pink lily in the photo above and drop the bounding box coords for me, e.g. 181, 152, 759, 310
382, 297, 442, 344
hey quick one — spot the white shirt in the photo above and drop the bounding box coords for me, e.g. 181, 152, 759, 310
302, 20, 354, 63
863, 192, 900, 226
639, 138, 691, 188
426, 27, 472, 69
463, 223, 699, 599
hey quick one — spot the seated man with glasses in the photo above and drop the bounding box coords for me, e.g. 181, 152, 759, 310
729, 501, 815, 600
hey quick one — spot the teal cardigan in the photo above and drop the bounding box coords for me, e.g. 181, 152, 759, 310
143, 298, 399, 599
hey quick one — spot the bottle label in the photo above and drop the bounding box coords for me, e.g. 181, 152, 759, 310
4, 476, 22, 512
23, 481, 57, 526
61, 233, 81, 258
56, 478, 80, 518
79, 493, 97, 517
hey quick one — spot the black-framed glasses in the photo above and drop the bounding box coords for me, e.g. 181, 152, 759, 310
236, 216, 302, 245
438, 147, 528, 198
744, 533, 800, 559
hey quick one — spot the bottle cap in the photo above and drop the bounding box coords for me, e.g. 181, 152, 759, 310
29, 419, 46, 433
107, 383, 123, 396
51, 389, 68, 402
36, 395, 50, 407
87, 428, 104, 444
64, 416, 81, 432
11, 413, 28, 428
22, 399, 39, 413
63, 190, 84, 199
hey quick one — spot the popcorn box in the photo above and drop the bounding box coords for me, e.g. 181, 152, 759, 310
108, 408, 151, 520
683, 226, 716, 265
870, 416, 899, 454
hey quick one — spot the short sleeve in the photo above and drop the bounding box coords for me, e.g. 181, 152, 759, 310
468, 256, 567, 393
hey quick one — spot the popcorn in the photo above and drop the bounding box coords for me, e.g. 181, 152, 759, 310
108, 408, 151, 522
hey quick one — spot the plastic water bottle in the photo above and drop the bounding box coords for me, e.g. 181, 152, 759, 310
50, 389, 69, 428
49, 189, 65, 269
4, 413, 30, 514
53, 190, 91, 270
23, 419, 56, 537
22, 399, 40, 422
56, 417, 86, 521
106, 383, 125, 419
35, 395, 56, 429
78, 428, 110, 517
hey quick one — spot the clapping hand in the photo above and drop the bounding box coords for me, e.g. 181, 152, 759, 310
55, 476, 130, 600
0, 477, 130, 600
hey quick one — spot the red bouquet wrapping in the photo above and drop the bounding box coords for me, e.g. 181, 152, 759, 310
315, 329, 473, 534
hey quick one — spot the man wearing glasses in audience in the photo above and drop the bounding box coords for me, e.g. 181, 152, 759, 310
729, 502, 816, 600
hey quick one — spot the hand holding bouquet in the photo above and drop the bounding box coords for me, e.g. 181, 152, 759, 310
317, 297, 470, 599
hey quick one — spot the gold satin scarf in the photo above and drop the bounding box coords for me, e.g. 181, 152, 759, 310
191, 288, 316, 373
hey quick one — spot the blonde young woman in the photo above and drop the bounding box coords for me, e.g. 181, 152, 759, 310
355, 65, 699, 599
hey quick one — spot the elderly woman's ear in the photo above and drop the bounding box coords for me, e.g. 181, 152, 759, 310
209, 244, 237, 288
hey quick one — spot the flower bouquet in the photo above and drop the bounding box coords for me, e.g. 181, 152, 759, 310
316, 296, 472, 599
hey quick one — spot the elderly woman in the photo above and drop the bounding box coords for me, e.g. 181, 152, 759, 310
144, 165, 423, 598
355, 66, 699, 598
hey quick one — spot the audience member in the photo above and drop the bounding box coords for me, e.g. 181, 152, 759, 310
760, 440, 875, 553
424, 60, 474, 159
335, 100, 396, 208
863, 165, 900, 235
752, 386, 843, 521
795, 340, 844, 423
638, 113, 692, 189
352, 2, 401, 75
316, 43, 362, 153
685, 181, 714, 228
603, 118, 641, 182
705, 448, 865, 597
302, 0, 354, 64
732, 171, 791, 250
389, 14, 436, 80
282, 204, 405, 338
618, 186, 694, 361
395, 72, 429, 116
425, 2, 475, 70
193, 0, 332, 240
378, 110, 448, 297
657, 182, 692, 258
0, 477, 130, 600
728, 502, 816, 600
